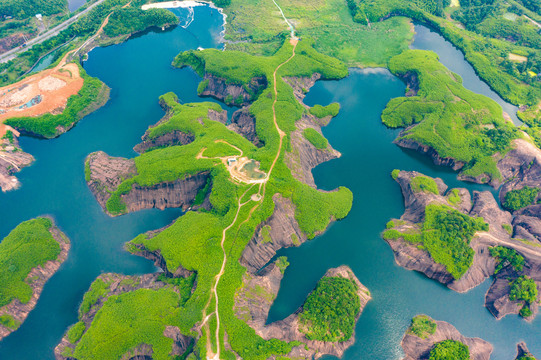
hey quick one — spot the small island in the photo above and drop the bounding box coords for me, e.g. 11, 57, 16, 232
401, 315, 493, 360
0, 217, 69, 340
384, 170, 541, 320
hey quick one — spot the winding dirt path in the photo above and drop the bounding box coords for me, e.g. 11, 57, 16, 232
203, 38, 298, 360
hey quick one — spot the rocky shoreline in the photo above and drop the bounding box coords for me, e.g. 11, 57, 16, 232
0, 128, 34, 192
0, 219, 70, 341
401, 315, 493, 360
385, 170, 541, 320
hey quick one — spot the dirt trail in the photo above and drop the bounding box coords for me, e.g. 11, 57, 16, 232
203, 39, 298, 360
477, 232, 541, 261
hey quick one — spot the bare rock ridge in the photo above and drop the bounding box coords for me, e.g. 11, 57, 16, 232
401, 316, 493, 360
54, 273, 194, 360
86, 151, 210, 216
387, 170, 541, 320
235, 265, 371, 359
241, 194, 307, 272
199, 73, 267, 106
0, 131, 34, 192
0, 220, 70, 341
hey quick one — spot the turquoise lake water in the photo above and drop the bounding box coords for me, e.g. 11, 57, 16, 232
0, 6, 538, 359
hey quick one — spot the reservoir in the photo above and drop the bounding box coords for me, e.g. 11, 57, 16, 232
0, 7, 537, 360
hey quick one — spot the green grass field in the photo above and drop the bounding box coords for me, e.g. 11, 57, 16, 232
0, 218, 61, 308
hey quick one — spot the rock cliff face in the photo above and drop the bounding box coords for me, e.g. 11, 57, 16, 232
86, 151, 210, 216
86, 151, 137, 210
235, 265, 370, 359
241, 194, 307, 273
228, 107, 262, 147
498, 139, 541, 195
387, 170, 541, 319
395, 138, 465, 172
0, 220, 70, 341
401, 316, 493, 360
199, 74, 267, 106
0, 130, 34, 192
121, 172, 209, 213
54, 273, 194, 360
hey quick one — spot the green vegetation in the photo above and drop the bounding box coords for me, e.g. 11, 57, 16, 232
447, 189, 462, 206
276, 256, 290, 273
302, 128, 328, 149
0, 314, 20, 330
309, 103, 340, 119
382, 50, 518, 181
408, 315, 437, 339
489, 246, 525, 274
79, 279, 110, 317
2, 130, 14, 143
298, 276, 360, 342
5, 66, 108, 138
72, 288, 187, 360
220, 0, 413, 66
197, 79, 209, 95
502, 223, 513, 235
0, 0, 66, 19
261, 225, 272, 243
391, 169, 400, 180
0, 218, 61, 308
67, 321, 86, 344
503, 186, 540, 211
384, 204, 488, 279
411, 176, 439, 195
429, 340, 470, 360
509, 275, 538, 317
103, 8, 179, 38
346, 0, 541, 107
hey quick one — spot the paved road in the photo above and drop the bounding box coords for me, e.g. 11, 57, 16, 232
0, 0, 107, 64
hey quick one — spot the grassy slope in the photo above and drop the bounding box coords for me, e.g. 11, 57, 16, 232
382, 50, 518, 181
223, 0, 413, 66
0, 218, 61, 308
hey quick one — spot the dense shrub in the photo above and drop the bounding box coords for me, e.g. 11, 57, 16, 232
298, 277, 360, 342
302, 128, 328, 149
411, 176, 439, 195
503, 186, 540, 211
408, 315, 437, 339
103, 8, 179, 38
489, 246, 524, 274
0, 218, 61, 308
429, 340, 470, 360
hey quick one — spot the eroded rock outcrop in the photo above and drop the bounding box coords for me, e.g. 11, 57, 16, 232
0, 220, 70, 341
228, 107, 262, 147
199, 73, 267, 106
85, 150, 137, 209
86, 151, 210, 216
235, 265, 370, 359
241, 194, 307, 273
401, 316, 493, 360
387, 170, 541, 319
0, 129, 34, 192
54, 273, 194, 360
